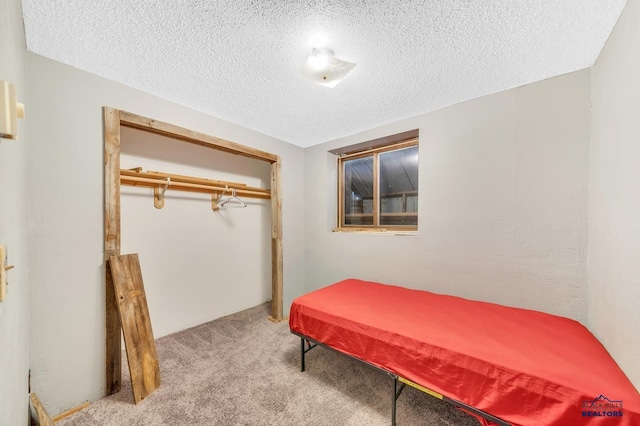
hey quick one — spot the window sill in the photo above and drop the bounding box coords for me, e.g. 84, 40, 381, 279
332, 227, 418, 236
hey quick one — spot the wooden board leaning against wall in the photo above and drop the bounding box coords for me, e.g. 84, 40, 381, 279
103, 107, 283, 395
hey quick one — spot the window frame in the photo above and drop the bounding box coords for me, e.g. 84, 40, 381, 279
336, 137, 419, 232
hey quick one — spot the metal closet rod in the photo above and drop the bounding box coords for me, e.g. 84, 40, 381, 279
120, 168, 271, 199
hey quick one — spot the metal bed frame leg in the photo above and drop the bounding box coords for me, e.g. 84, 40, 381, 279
392, 375, 405, 426
299, 337, 318, 373
392, 378, 397, 426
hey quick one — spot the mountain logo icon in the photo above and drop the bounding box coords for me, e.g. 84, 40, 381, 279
582, 395, 623, 409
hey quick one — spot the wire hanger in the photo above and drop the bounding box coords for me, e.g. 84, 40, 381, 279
218, 188, 247, 208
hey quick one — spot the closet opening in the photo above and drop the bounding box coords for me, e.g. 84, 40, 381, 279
103, 107, 283, 394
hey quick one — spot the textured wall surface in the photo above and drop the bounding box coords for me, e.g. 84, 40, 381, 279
27, 54, 305, 417
589, 0, 640, 391
0, 0, 30, 424
19, 0, 627, 147
305, 70, 591, 323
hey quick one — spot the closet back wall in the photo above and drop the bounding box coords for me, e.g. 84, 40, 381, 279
120, 127, 271, 337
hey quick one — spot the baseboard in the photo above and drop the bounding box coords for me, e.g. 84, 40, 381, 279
52, 402, 90, 422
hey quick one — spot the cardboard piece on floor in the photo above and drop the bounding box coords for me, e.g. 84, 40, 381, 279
108, 253, 161, 404
30, 393, 55, 426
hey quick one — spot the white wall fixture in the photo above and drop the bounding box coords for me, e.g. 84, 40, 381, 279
298, 48, 356, 88
0, 80, 25, 140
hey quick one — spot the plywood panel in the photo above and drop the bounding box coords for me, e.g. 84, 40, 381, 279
270, 159, 283, 321
108, 254, 160, 404
105, 260, 121, 394
104, 106, 122, 394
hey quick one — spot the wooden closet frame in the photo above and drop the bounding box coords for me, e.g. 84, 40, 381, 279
103, 107, 283, 394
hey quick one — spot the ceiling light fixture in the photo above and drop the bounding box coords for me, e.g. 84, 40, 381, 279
298, 48, 356, 88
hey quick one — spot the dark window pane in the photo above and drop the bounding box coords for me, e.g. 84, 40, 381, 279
343, 156, 374, 226
379, 146, 418, 226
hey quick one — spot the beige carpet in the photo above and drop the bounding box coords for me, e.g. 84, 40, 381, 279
57, 303, 480, 425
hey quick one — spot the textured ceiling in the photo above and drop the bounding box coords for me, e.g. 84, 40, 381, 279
21, 0, 627, 148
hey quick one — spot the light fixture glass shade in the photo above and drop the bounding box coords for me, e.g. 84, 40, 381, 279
298, 48, 356, 88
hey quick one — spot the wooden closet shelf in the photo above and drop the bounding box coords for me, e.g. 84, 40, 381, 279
120, 169, 271, 199
121, 169, 251, 190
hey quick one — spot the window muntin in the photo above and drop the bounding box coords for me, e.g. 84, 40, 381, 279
338, 139, 418, 231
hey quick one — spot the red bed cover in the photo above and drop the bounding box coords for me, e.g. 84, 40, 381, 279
289, 279, 640, 425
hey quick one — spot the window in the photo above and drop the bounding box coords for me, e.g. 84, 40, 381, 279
337, 136, 418, 231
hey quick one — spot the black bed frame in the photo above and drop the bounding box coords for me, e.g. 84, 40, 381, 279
292, 332, 511, 426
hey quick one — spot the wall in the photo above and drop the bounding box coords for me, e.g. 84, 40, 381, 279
305, 70, 591, 322
28, 54, 305, 416
120, 127, 272, 337
589, 0, 640, 390
0, 0, 31, 424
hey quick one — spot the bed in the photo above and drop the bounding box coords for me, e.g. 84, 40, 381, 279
289, 279, 640, 425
